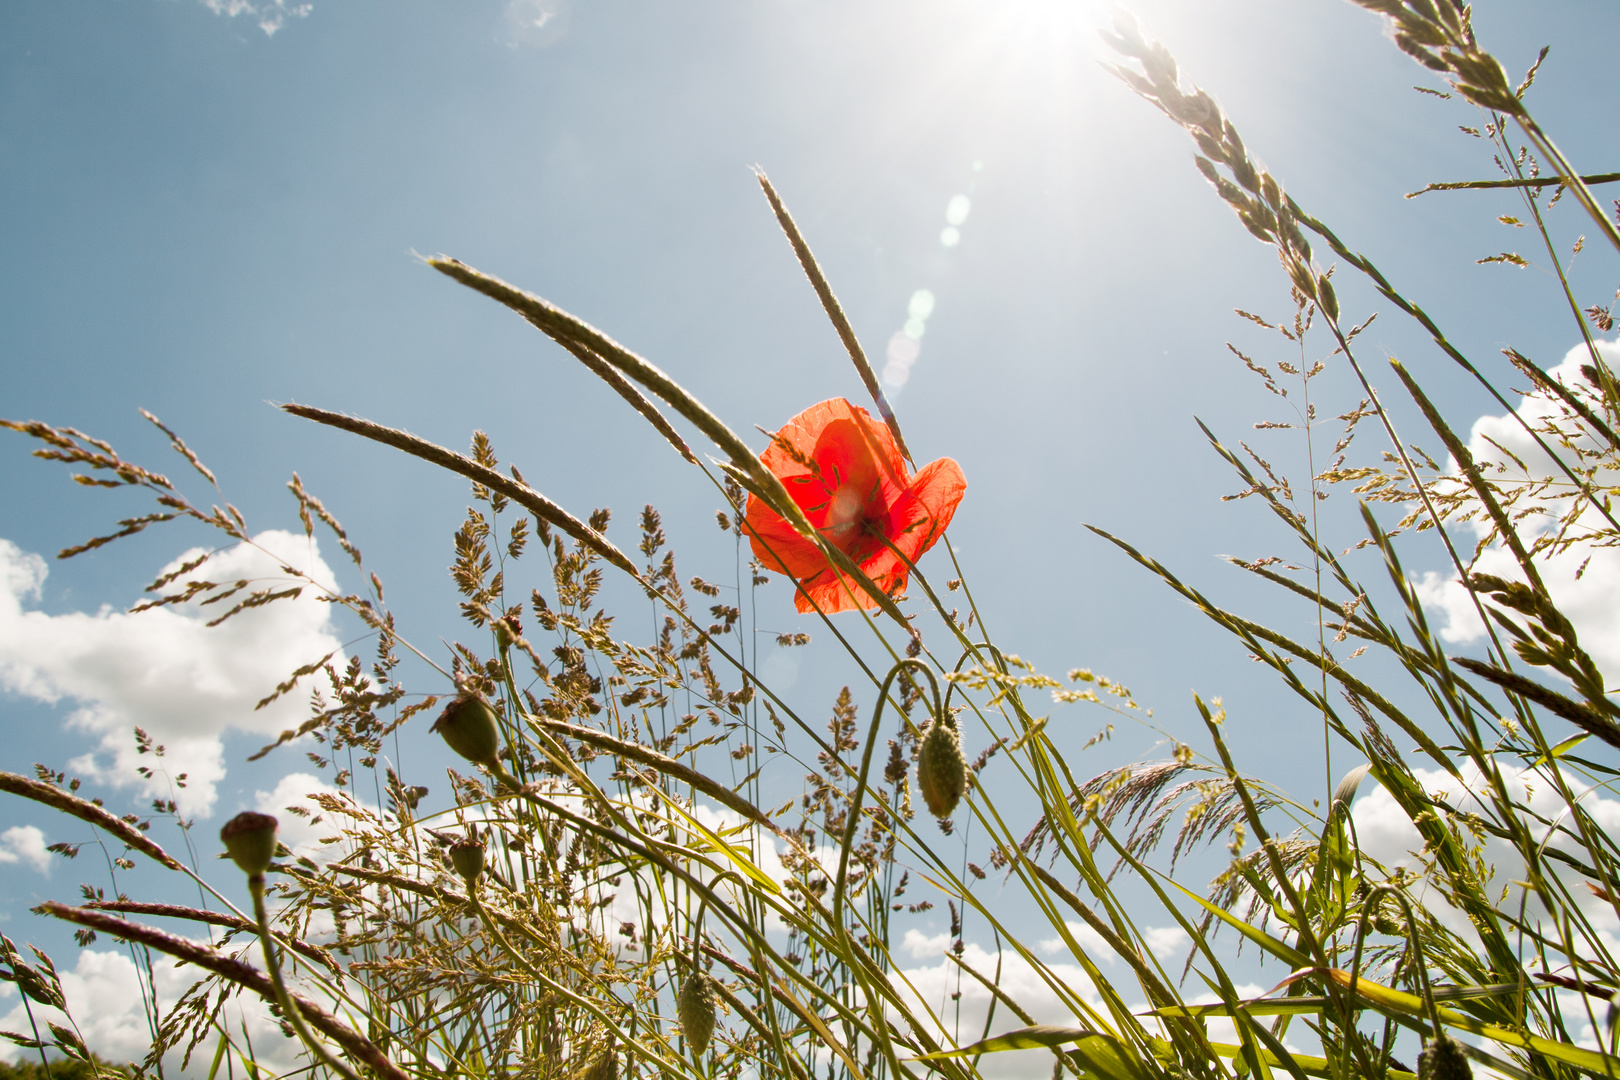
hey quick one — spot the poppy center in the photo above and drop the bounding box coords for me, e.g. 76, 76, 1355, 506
825, 483, 867, 535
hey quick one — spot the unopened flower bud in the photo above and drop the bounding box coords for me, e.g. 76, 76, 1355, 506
220, 812, 279, 877
449, 838, 486, 887
1419, 1033, 1472, 1080
582, 1048, 618, 1080
676, 972, 717, 1057
917, 716, 967, 819
432, 694, 501, 767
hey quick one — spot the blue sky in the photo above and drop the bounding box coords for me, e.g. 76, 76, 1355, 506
1, 0, 1617, 1067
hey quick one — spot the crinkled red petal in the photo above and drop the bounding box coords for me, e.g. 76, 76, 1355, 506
744, 398, 965, 615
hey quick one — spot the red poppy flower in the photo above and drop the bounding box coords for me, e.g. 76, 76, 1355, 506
744, 398, 966, 614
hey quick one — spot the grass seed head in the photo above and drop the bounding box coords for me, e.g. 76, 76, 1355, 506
219, 811, 279, 877
582, 1048, 617, 1080
918, 717, 967, 819
1419, 1033, 1472, 1080
432, 695, 502, 767
677, 972, 717, 1058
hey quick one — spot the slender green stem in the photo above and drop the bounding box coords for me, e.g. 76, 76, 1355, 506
1408, 170, 1620, 195
18, 988, 54, 1080
248, 875, 362, 1080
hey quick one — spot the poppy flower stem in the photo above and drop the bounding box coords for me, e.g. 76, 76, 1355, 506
248, 873, 364, 1080
942, 538, 990, 640
830, 658, 942, 922
869, 530, 977, 657
687, 870, 744, 969
1349, 885, 1442, 1039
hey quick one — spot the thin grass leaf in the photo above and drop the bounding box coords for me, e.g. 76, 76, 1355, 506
282, 404, 640, 576
1325, 969, 1620, 1073
1408, 169, 1620, 196
1167, 881, 1308, 968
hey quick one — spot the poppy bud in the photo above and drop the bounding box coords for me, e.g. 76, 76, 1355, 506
582, 1048, 617, 1080
432, 695, 502, 767
676, 972, 717, 1057
448, 838, 485, 887
220, 812, 279, 877
917, 717, 967, 819
1418, 1033, 1471, 1080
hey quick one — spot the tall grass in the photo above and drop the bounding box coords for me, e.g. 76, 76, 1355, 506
5, 3, 1620, 1080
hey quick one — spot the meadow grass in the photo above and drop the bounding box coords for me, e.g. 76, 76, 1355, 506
4, 4, 1620, 1080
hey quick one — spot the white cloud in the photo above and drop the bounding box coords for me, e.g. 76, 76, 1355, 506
505, 0, 570, 48
898, 941, 1098, 1079
0, 945, 301, 1070
200, 0, 312, 37
1038, 919, 1116, 963
0, 826, 51, 874
0, 531, 345, 817
1037, 920, 1187, 964
896, 937, 1269, 1077
1352, 762, 1620, 951
1412, 339, 1620, 681
1142, 924, 1190, 960
902, 928, 954, 959
254, 771, 352, 864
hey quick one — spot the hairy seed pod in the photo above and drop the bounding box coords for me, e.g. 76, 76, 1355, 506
676, 972, 717, 1057
1419, 1033, 1472, 1080
448, 837, 485, 887
432, 694, 501, 767
220, 812, 279, 877
582, 1048, 617, 1080
917, 717, 967, 819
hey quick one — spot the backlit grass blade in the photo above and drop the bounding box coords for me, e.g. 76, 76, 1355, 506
1168, 881, 1308, 969
755, 171, 912, 466
911, 1026, 1144, 1080
1325, 969, 1620, 1074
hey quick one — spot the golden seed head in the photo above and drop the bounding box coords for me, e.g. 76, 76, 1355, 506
917, 717, 967, 819
219, 811, 279, 877
431, 695, 502, 767
1419, 1033, 1472, 1080
676, 972, 717, 1058
582, 1048, 617, 1080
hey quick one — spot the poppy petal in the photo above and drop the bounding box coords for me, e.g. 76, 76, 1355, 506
793, 564, 882, 614
745, 398, 964, 616
900, 456, 966, 559
744, 492, 829, 579
762, 399, 905, 494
